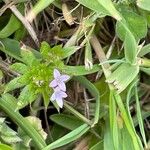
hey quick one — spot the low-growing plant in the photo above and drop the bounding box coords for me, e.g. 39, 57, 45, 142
0, 0, 150, 150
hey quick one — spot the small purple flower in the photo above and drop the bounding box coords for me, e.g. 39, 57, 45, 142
49, 69, 70, 91
49, 69, 70, 108
50, 87, 67, 108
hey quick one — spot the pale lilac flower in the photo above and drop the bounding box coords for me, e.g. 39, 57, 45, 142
50, 87, 67, 108
49, 69, 70, 91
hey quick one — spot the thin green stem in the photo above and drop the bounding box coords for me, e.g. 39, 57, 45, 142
64, 102, 92, 126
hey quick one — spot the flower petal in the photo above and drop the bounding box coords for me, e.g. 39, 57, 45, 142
59, 91, 67, 98
54, 69, 61, 78
49, 79, 57, 87
56, 98, 63, 108
50, 93, 56, 101
54, 86, 61, 92
60, 75, 70, 82
58, 82, 66, 91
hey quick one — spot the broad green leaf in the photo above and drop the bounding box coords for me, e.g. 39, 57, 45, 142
4, 77, 25, 93
48, 124, 67, 142
0, 38, 41, 62
0, 38, 22, 61
40, 41, 50, 58
17, 86, 37, 110
10, 63, 28, 74
0, 14, 21, 38
106, 63, 139, 93
137, 0, 150, 11
0, 119, 22, 144
0, 144, 13, 150
63, 64, 101, 76
116, 11, 147, 40
50, 114, 84, 130
21, 46, 40, 66
14, 25, 26, 41
97, 0, 121, 20
124, 30, 137, 64
76, 0, 108, 15
43, 124, 90, 150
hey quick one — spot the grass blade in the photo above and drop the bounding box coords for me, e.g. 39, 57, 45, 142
135, 86, 147, 148
43, 124, 90, 150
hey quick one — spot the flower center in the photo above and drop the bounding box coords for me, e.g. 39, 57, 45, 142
56, 77, 62, 84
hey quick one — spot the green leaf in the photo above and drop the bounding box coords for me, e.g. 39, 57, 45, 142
124, 30, 137, 64
40, 41, 51, 58
4, 77, 25, 93
76, 0, 108, 15
10, 63, 28, 74
137, 0, 150, 11
0, 144, 13, 150
63, 64, 101, 76
138, 44, 150, 57
0, 97, 47, 149
43, 124, 90, 150
97, 0, 121, 20
113, 92, 143, 150
49, 124, 67, 142
1, 93, 18, 110
17, 86, 37, 110
0, 14, 21, 38
42, 86, 52, 108
135, 86, 147, 148
109, 91, 119, 150
21, 46, 40, 66
0, 38, 41, 62
50, 114, 84, 130
106, 63, 139, 93
140, 67, 150, 75
0, 123, 22, 144
0, 38, 22, 61
121, 126, 135, 150
62, 46, 81, 59
104, 116, 115, 150
116, 10, 147, 41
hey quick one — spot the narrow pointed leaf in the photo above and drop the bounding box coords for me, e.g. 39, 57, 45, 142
43, 124, 90, 150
